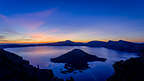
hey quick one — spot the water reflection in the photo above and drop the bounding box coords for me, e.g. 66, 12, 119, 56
5, 46, 138, 81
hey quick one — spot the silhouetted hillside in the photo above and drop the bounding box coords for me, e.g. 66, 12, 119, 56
0, 49, 63, 81
107, 57, 144, 81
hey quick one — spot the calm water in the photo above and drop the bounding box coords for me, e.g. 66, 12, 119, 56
5, 46, 138, 81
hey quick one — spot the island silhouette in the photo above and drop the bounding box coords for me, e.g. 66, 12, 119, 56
51, 49, 106, 73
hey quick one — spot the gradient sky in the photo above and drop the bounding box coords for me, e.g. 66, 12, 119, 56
0, 0, 144, 43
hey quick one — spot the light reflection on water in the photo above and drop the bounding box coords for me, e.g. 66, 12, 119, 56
5, 46, 138, 81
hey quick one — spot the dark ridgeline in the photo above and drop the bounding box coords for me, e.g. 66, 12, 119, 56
0, 49, 63, 81
107, 57, 144, 81
0, 40, 144, 55
87, 41, 106, 47
105, 40, 144, 53
51, 49, 106, 74
86, 40, 144, 54
46, 40, 86, 46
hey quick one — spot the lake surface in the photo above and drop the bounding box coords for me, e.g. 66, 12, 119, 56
5, 46, 138, 81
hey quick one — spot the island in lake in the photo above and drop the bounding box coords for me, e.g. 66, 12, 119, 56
51, 49, 106, 73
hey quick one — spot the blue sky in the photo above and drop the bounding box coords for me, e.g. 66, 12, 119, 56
0, 0, 144, 43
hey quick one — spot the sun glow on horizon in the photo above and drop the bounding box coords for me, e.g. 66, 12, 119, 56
0, 39, 144, 44
0, 0, 144, 44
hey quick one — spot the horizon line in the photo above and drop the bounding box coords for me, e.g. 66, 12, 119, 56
0, 40, 144, 44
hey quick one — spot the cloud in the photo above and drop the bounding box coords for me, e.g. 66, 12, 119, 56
0, 33, 33, 43
49, 29, 60, 33
23, 8, 56, 18
24, 31, 82, 42
0, 35, 5, 39
0, 14, 7, 21
0, 8, 56, 31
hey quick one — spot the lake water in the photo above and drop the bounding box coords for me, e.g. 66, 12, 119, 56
5, 46, 138, 81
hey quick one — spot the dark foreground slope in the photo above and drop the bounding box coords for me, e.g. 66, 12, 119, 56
0, 49, 63, 81
107, 57, 144, 81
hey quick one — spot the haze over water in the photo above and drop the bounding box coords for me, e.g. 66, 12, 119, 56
5, 46, 138, 81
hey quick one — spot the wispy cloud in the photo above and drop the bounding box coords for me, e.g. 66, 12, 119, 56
0, 14, 8, 22
0, 8, 58, 43
0, 35, 5, 39
0, 8, 56, 31
22, 9, 56, 18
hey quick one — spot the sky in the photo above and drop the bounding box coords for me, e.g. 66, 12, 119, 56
0, 0, 144, 43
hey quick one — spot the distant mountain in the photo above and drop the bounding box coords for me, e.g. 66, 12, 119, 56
0, 40, 144, 54
47, 40, 85, 46
87, 41, 106, 47
104, 40, 144, 53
